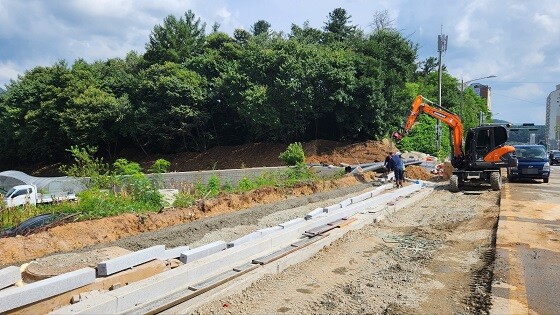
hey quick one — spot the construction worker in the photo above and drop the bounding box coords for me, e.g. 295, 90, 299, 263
391, 151, 404, 188
383, 152, 393, 178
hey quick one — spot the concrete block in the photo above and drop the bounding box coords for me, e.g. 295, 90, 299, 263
257, 226, 283, 236
65, 187, 424, 314
188, 269, 239, 291
0, 266, 21, 290
108, 238, 274, 313
323, 204, 342, 213
0, 268, 95, 313
227, 232, 262, 248
51, 293, 118, 314
372, 184, 390, 196
350, 191, 372, 204
162, 246, 190, 260
180, 241, 226, 264
97, 245, 165, 276
304, 207, 324, 220
339, 198, 352, 207
278, 217, 305, 229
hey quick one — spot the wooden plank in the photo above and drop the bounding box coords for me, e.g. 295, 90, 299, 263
337, 217, 357, 228
146, 263, 259, 315
327, 218, 346, 227
188, 270, 239, 291
189, 263, 259, 291
252, 246, 297, 265
290, 235, 324, 249
304, 224, 336, 236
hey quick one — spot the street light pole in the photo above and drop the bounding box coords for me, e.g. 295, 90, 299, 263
459, 75, 496, 121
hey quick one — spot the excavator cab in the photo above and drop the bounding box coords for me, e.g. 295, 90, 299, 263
462, 125, 517, 169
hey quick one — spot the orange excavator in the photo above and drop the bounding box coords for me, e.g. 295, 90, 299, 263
393, 95, 517, 191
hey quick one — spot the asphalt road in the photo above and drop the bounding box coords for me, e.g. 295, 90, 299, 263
491, 165, 560, 314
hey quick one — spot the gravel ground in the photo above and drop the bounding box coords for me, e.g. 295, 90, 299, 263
192, 184, 500, 314
24, 177, 498, 314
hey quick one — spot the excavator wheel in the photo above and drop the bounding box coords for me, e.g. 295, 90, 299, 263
490, 172, 502, 191
449, 175, 460, 192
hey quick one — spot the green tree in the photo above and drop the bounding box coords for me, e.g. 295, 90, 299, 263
323, 8, 359, 42
148, 159, 171, 173
251, 20, 272, 36
0, 61, 72, 162
289, 21, 323, 44
59, 145, 110, 188
144, 10, 206, 64
233, 29, 251, 45
137, 62, 208, 152
113, 158, 142, 175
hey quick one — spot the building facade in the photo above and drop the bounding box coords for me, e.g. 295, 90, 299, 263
470, 83, 492, 110
545, 84, 560, 150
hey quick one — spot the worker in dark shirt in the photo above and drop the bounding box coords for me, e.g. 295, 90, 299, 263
391, 152, 404, 188
383, 152, 393, 178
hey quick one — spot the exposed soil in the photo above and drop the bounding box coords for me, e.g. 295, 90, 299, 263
1, 139, 414, 267
6, 138, 498, 315
24, 139, 398, 176
194, 187, 500, 314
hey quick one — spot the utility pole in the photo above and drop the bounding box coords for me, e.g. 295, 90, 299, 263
437, 28, 448, 152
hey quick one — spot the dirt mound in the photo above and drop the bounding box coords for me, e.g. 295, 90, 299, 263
22, 139, 397, 176
306, 139, 397, 166
405, 165, 433, 180
118, 139, 397, 172
442, 162, 454, 179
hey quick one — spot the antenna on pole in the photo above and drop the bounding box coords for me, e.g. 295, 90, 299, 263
436, 25, 448, 152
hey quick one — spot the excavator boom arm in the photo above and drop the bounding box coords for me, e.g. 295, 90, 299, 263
399, 95, 464, 159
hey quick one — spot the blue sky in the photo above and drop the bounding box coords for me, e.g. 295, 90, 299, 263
1, 0, 559, 124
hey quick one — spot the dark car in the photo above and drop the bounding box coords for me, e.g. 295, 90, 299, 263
508, 145, 550, 183
550, 150, 560, 165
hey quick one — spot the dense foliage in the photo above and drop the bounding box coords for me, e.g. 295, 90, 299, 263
0, 8, 418, 166
0, 8, 490, 165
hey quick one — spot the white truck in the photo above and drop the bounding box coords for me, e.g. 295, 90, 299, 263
3, 184, 77, 207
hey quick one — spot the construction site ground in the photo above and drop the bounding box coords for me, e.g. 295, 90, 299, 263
0, 139, 504, 314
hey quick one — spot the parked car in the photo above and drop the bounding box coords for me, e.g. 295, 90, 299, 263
550, 150, 560, 165
508, 145, 550, 183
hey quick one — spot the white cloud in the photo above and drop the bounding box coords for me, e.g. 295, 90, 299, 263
0, 61, 21, 86
522, 51, 546, 66
533, 13, 558, 34
506, 83, 544, 100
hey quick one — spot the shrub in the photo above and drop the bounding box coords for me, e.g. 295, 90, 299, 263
173, 192, 195, 208
113, 158, 142, 175
283, 163, 315, 185
279, 142, 305, 166
206, 174, 221, 197
59, 145, 109, 188
149, 159, 171, 173
237, 177, 255, 192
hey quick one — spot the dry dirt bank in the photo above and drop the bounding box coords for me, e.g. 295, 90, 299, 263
1, 139, 403, 266
194, 187, 500, 314
0, 174, 380, 267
